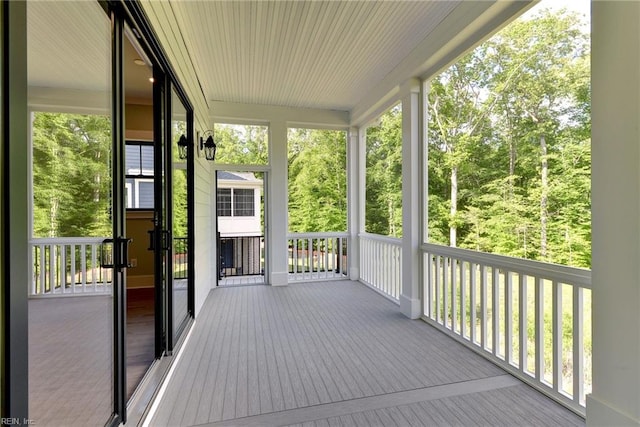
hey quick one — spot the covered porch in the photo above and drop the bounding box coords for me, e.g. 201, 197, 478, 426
4, 0, 640, 425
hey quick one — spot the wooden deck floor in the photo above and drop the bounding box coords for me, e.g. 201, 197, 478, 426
149, 280, 584, 427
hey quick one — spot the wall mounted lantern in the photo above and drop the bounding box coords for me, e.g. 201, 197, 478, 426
199, 130, 217, 161
176, 134, 189, 160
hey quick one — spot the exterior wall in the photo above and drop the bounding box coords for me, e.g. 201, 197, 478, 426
217, 179, 262, 237
218, 215, 260, 237
141, 1, 214, 315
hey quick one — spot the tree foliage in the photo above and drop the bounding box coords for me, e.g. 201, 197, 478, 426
214, 123, 269, 165
32, 112, 112, 237
426, 9, 590, 267
365, 105, 403, 237
288, 129, 347, 232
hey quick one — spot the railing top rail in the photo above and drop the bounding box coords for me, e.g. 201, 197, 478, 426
30, 237, 107, 245
359, 232, 402, 246
422, 242, 591, 289
288, 232, 349, 239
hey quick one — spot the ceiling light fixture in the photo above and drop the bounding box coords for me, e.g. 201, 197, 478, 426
133, 58, 146, 66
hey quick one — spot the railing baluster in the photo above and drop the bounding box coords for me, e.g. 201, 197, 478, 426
573, 286, 584, 404
92, 243, 98, 291
39, 244, 46, 295
519, 273, 527, 373
324, 237, 329, 278
443, 257, 449, 329
535, 277, 544, 382
493, 266, 500, 356
553, 280, 562, 392
451, 258, 457, 333
435, 255, 441, 323
295, 238, 300, 276
460, 261, 466, 338
307, 238, 312, 280
70, 244, 76, 294
49, 244, 56, 294
505, 270, 513, 364
481, 264, 487, 350
61, 244, 67, 294
470, 262, 477, 344
81, 244, 87, 292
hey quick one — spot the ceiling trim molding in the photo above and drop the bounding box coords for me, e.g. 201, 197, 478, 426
211, 101, 350, 129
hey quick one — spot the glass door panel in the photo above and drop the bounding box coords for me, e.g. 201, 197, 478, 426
123, 27, 157, 402
27, 2, 115, 425
170, 89, 190, 342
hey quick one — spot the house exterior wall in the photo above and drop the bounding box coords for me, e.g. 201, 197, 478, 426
141, 1, 215, 315
217, 178, 262, 237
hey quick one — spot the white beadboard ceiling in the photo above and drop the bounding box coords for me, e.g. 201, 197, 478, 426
170, 1, 461, 112
26, 1, 532, 117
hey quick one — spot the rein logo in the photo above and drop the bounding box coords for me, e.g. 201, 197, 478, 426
0, 419, 35, 426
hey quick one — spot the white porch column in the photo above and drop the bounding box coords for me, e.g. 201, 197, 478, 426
348, 127, 360, 280
587, 2, 640, 425
400, 78, 421, 319
268, 120, 289, 286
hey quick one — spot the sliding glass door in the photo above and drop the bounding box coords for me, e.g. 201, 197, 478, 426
27, 2, 120, 425
17, 1, 195, 424
170, 89, 191, 343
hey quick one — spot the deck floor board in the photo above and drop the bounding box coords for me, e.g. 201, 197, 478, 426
149, 280, 584, 427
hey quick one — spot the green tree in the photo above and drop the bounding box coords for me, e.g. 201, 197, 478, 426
427, 8, 591, 268
365, 105, 403, 237
32, 112, 112, 237
214, 123, 268, 165
288, 128, 347, 232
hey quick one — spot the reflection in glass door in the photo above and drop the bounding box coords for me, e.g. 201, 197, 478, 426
170, 89, 190, 343
27, 2, 116, 425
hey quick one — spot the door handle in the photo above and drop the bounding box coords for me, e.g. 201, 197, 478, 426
148, 229, 171, 251
101, 237, 132, 270
148, 230, 156, 251
161, 230, 172, 251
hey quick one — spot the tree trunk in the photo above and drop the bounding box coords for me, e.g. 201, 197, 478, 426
388, 198, 395, 236
509, 136, 516, 199
450, 165, 458, 247
540, 134, 548, 259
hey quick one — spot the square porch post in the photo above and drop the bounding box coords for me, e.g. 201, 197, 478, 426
348, 127, 361, 280
588, 2, 640, 425
268, 120, 289, 286
400, 78, 422, 319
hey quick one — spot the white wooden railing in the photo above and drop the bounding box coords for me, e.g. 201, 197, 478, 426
422, 243, 591, 416
30, 237, 112, 297
359, 233, 402, 301
288, 232, 349, 281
